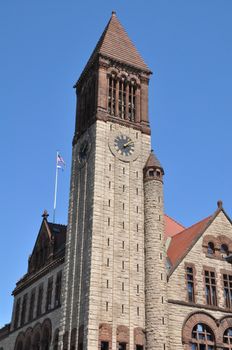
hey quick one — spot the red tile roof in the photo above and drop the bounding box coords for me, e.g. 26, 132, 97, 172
167, 215, 212, 267
164, 214, 185, 238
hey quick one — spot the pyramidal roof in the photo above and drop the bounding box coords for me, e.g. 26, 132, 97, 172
81, 12, 151, 77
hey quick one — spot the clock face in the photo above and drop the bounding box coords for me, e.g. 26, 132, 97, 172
114, 134, 135, 156
109, 131, 139, 162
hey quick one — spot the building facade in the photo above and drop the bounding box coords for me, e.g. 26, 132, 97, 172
1, 12, 232, 350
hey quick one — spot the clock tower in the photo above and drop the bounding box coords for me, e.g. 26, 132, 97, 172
61, 12, 167, 350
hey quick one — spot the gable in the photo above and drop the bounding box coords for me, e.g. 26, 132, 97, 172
167, 206, 232, 275
28, 219, 66, 275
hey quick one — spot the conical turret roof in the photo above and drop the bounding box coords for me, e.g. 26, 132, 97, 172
144, 150, 164, 174
78, 12, 151, 83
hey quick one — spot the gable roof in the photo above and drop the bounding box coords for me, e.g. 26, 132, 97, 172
77, 12, 151, 85
167, 203, 232, 275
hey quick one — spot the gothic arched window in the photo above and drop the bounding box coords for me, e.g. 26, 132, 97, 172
190, 323, 215, 349
207, 242, 215, 255
223, 328, 232, 348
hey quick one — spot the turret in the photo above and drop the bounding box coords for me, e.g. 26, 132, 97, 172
144, 150, 168, 350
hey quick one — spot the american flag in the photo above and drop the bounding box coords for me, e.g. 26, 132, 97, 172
57, 153, 66, 169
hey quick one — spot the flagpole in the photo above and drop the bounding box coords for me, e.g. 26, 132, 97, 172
53, 151, 59, 223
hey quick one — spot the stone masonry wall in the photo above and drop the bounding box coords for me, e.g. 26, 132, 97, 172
167, 210, 232, 349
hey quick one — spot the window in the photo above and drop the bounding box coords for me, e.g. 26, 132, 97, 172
101, 341, 109, 350
223, 328, 232, 348
136, 346, 143, 350
108, 76, 116, 115
190, 323, 215, 350
46, 277, 53, 311
28, 289, 35, 321
221, 244, 229, 257
37, 284, 43, 317
186, 266, 195, 302
55, 271, 62, 307
118, 343, 126, 350
14, 298, 21, 329
207, 242, 215, 255
108, 75, 137, 121
204, 270, 217, 306
128, 83, 136, 122
20, 294, 27, 326
223, 274, 232, 308
119, 80, 126, 119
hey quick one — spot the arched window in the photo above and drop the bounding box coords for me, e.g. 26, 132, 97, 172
128, 82, 136, 122
207, 242, 215, 255
221, 244, 229, 257
190, 323, 215, 349
223, 328, 232, 348
119, 79, 126, 119
108, 75, 117, 115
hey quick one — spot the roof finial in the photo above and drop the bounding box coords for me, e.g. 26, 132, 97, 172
42, 210, 49, 220
217, 200, 223, 209
111, 10, 116, 16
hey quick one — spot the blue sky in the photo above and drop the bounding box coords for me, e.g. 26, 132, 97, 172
0, 0, 232, 326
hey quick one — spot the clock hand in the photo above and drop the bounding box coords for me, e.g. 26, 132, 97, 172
123, 140, 134, 148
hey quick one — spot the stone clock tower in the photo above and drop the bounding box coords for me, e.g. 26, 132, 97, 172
61, 12, 167, 350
